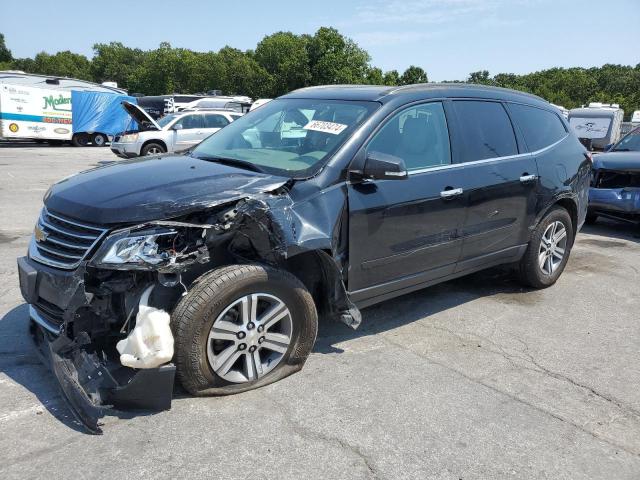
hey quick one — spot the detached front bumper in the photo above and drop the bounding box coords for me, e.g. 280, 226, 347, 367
18, 256, 176, 434
589, 187, 640, 221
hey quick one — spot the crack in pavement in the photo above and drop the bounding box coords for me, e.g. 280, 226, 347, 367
378, 332, 640, 458
420, 321, 640, 422
264, 393, 382, 479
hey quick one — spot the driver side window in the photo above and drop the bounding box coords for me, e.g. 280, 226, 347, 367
368, 102, 451, 171
174, 115, 203, 130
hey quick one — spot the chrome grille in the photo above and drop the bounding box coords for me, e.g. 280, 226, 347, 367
30, 208, 108, 269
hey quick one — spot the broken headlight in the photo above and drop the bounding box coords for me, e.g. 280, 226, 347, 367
92, 228, 178, 269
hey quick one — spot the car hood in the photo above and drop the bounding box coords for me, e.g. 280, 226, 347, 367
593, 151, 640, 172
44, 155, 289, 225
121, 101, 161, 131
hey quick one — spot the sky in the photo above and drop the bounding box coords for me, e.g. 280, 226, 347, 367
1, 0, 638, 81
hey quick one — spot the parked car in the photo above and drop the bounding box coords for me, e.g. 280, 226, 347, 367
110, 102, 241, 158
587, 126, 640, 224
18, 84, 590, 432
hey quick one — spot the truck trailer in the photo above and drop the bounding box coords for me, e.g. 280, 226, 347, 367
0, 71, 130, 146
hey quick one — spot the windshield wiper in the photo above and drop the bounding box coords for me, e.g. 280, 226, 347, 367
192, 154, 265, 173
613, 148, 631, 152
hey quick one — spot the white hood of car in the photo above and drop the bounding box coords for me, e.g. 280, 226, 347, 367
121, 101, 161, 131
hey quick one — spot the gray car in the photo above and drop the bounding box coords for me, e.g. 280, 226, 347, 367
110, 102, 241, 158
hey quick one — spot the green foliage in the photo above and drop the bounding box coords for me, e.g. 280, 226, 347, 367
1, 29, 638, 118
28, 51, 93, 80
307, 27, 370, 84
383, 70, 401, 86
91, 42, 146, 91
400, 66, 428, 85
0, 33, 11, 63
255, 31, 310, 96
466, 65, 640, 119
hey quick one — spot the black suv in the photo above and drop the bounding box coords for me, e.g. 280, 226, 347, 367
17, 84, 590, 432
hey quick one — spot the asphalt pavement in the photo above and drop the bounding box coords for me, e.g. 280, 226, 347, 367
1, 146, 639, 479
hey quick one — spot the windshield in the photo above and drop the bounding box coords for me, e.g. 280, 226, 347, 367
191, 98, 379, 177
158, 114, 180, 129
613, 128, 640, 152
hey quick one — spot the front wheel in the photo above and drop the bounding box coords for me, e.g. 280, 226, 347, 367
517, 207, 574, 289
141, 142, 166, 156
172, 264, 318, 396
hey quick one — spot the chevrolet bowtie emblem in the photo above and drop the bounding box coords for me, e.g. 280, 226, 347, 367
34, 224, 48, 243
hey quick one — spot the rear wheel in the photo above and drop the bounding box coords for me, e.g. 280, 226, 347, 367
71, 133, 90, 147
172, 264, 318, 396
518, 207, 573, 288
141, 142, 166, 156
91, 133, 107, 147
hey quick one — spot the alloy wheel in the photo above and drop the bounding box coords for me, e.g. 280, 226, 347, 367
207, 293, 293, 383
146, 147, 162, 155
538, 220, 567, 275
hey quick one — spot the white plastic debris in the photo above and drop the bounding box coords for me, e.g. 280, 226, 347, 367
116, 287, 174, 369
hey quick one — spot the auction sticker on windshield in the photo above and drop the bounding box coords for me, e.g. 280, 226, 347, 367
303, 120, 348, 135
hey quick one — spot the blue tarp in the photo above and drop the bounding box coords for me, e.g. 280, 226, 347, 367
71, 91, 137, 135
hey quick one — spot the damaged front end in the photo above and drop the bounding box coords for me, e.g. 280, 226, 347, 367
589, 167, 640, 223
18, 181, 359, 433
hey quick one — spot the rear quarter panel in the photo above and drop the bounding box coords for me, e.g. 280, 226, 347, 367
534, 134, 591, 233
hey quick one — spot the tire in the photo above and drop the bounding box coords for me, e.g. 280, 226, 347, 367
91, 133, 107, 147
71, 133, 90, 147
585, 212, 598, 225
172, 264, 318, 396
141, 142, 166, 156
517, 206, 574, 289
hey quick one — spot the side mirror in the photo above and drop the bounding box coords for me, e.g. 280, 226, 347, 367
604, 143, 613, 152
362, 151, 408, 180
172, 123, 183, 131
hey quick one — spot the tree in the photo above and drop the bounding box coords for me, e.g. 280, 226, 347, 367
0, 33, 12, 63
400, 66, 428, 85
217, 47, 274, 98
255, 32, 310, 96
31, 51, 92, 80
307, 27, 370, 85
383, 70, 400, 86
365, 67, 385, 85
467, 70, 494, 85
92, 42, 146, 91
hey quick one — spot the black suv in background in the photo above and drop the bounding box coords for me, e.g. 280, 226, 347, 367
18, 84, 590, 432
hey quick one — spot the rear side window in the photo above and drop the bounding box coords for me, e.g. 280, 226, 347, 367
204, 114, 229, 128
367, 102, 451, 171
509, 103, 567, 151
453, 101, 518, 162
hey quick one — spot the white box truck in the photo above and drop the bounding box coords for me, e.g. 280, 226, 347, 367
0, 83, 73, 141
0, 71, 128, 146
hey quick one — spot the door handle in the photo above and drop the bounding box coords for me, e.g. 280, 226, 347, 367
440, 187, 464, 199
519, 174, 538, 184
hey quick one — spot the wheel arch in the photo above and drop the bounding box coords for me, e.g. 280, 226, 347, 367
281, 249, 359, 327
141, 138, 167, 153
534, 194, 579, 241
